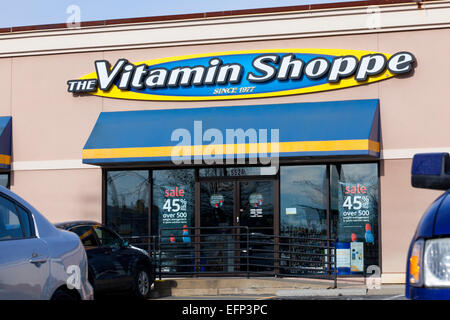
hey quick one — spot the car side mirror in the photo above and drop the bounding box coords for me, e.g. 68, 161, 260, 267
411, 153, 450, 190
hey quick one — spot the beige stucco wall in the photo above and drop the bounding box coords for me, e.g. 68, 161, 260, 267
1, 27, 450, 280
10, 169, 102, 224
1, 52, 104, 224
10, 52, 103, 161
380, 159, 441, 280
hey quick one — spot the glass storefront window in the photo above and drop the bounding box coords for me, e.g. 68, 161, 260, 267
105, 170, 149, 240
103, 162, 379, 276
280, 165, 328, 238
330, 163, 379, 274
0, 173, 9, 189
280, 163, 379, 275
280, 165, 328, 275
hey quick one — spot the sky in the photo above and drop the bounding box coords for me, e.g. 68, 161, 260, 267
0, 0, 361, 28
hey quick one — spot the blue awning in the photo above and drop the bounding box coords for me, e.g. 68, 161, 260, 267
83, 99, 380, 165
0, 117, 12, 169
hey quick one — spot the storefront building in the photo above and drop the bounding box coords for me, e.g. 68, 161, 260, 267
1, 0, 449, 283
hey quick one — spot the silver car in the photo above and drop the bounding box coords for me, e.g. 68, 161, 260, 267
0, 186, 93, 300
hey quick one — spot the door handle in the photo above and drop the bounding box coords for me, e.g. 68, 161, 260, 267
29, 253, 48, 265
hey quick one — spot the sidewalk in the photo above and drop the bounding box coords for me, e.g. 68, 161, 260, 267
275, 285, 404, 298
150, 277, 405, 299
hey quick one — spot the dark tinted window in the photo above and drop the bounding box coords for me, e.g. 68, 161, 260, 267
94, 226, 122, 248
15, 205, 32, 238
71, 226, 98, 247
0, 196, 31, 240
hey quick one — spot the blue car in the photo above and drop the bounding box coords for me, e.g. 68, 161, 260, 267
406, 153, 450, 299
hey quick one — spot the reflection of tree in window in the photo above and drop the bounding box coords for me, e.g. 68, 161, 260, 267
106, 171, 150, 239
280, 166, 328, 275
280, 166, 327, 238
107, 171, 149, 208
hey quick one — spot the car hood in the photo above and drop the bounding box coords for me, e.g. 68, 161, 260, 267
415, 191, 450, 238
130, 245, 149, 256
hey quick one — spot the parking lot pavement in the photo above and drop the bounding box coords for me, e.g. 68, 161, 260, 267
150, 285, 406, 300
274, 284, 405, 299
151, 295, 277, 300
152, 293, 406, 300
272, 294, 406, 300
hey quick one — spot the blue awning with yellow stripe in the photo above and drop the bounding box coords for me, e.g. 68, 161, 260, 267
0, 117, 12, 169
82, 99, 380, 165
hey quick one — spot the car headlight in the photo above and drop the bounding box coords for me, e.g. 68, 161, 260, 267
424, 238, 450, 287
409, 239, 424, 286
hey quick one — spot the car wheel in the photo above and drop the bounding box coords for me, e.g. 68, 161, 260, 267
51, 288, 80, 301
132, 266, 152, 299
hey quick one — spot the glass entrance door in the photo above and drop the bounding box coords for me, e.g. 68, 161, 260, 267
200, 181, 235, 273
239, 180, 274, 233
239, 180, 274, 273
199, 178, 274, 274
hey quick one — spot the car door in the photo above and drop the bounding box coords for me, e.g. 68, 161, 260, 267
69, 225, 118, 291
97, 226, 139, 286
0, 196, 49, 300
92, 226, 129, 288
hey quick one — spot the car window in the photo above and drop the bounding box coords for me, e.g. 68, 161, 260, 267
0, 196, 30, 241
93, 226, 122, 248
15, 205, 32, 238
70, 226, 98, 247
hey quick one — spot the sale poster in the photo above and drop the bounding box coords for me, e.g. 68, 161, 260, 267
158, 185, 193, 242
337, 182, 376, 243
